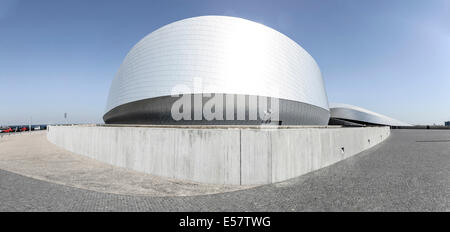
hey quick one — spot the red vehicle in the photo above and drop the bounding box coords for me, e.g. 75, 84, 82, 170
19, 127, 28, 132
2, 128, 13, 133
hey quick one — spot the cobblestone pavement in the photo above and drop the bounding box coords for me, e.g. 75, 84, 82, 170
0, 130, 449, 211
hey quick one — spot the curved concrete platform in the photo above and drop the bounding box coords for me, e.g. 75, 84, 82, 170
1, 130, 449, 211
47, 125, 390, 185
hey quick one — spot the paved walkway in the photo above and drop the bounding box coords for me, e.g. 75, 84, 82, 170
0, 132, 247, 196
0, 130, 449, 211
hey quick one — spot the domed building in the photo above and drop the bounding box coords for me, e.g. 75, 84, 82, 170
329, 103, 411, 126
104, 16, 330, 125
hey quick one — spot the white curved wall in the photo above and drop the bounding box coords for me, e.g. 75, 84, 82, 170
330, 103, 411, 126
105, 16, 329, 113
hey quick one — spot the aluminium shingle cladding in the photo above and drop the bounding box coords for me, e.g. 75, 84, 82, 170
105, 16, 329, 114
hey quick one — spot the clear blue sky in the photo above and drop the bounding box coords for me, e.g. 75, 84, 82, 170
1, 0, 449, 125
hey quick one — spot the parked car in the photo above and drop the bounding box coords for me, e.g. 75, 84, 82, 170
1, 128, 13, 133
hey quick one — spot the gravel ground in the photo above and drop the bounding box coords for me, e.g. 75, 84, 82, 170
0, 129, 449, 211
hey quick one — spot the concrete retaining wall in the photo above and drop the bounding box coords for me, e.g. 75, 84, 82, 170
47, 125, 390, 185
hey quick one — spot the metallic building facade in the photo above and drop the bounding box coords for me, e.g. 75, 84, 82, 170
329, 103, 411, 127
104, 16, 330, 125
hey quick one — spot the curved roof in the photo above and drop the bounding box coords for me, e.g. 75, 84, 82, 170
329, 103, 411, 126
105, 15, 329, 113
